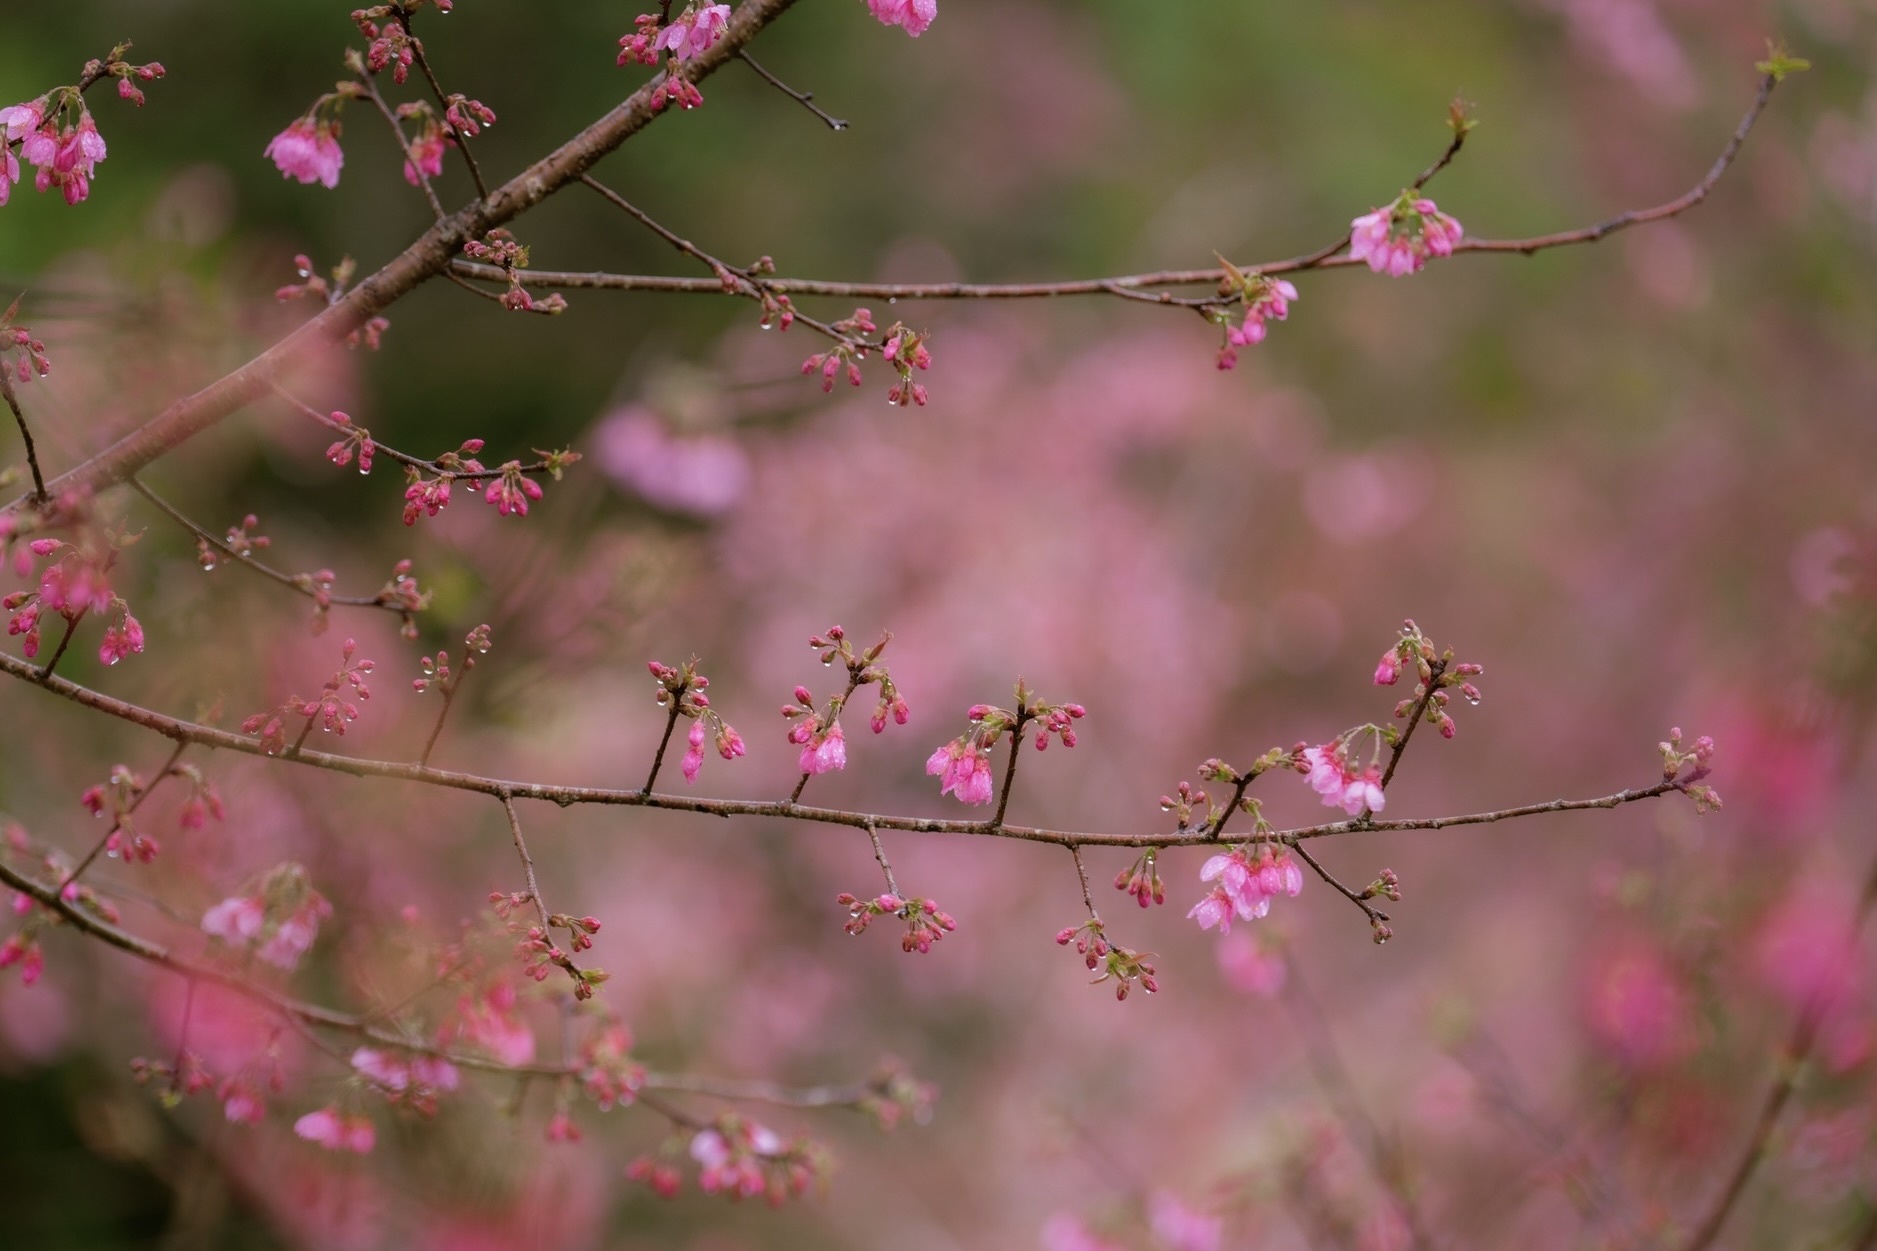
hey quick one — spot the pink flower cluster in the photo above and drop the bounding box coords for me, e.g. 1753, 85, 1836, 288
294, 1106, 376, 1153
1187, 845, 1304, 934
202, 876, 333, 972
687, 1118, 814, 1201
579, 1021, 645, 1110
0, 933, 44, 986
351, 1046, 460, 1114
657, 4, 732, 60
1301, 741, 1386, 816
866, 0, 937, 37
403, 120, 450, 186
1218, 276, 1298, 370
6, 536, 124, 662
837, 892, 958, 953
265, 117, 345, 189
1, 101, 107, 206
1349, 195, 1464, 276
439, 981, 535, 1065
783, 686, 849, 775
926, 737, 994, 804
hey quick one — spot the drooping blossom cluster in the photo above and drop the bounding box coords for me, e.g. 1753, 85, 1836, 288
437, 979, 535, 1066
201, 863, 334, 971
782, 626, 910, 779
1348, 192, 1464, 276
926, 682, 1084, 806
294, 1106, 377, 1153
1186, 843, 1304, 934
241, 638, 376, 754
1301, 739, 1387, 817
685, 1116, 823, 1203
0, 295, 51, 383
648, 658, 746, 785
882, 323, 933, 407
351, 1046, 461, 1115
489, 888, 610, 998
2, 44, 159, 209
6, 530, 130, 663
658, 4, 733, 60
1054, 918, 1159, 1000
398, 105, 452, 186
1113, 849, 1165, 909
799, 308, 939, 406
616, 5, 730, 110
578, 1019, 645, 1111
837, 891, 958, 953
866, 0, 938, 38
1215, 259, 1300, 369
264, 92, 350, 190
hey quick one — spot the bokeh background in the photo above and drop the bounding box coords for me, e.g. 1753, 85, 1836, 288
3, 0, 1876, 1247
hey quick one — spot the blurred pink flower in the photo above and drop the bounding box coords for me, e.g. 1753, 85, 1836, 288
1584, 944, 1694, 1068
1042, 1213, 1125, 1251
1148, 1191, 1222, 1251
592, 408, 750, 517
294, 1107, 377, 1153
1215, 932, 1286, 996
265, 117, 344, 189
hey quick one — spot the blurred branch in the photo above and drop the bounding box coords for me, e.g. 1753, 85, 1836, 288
1677, 851, 1877, 1251
0, 646, 1685, 852
0, 369, 48, 503
0, 853, 891, 1111
455, 70, 1782, 312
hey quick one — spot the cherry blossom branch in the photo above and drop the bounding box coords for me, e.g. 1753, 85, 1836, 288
1069, 845, 1099, 922
37, 609, 84, 683
270, 384, 567, 482
451, 69, 1780, 319
0, 369, 47, 503
1677, 851, 1877, 1251
0, 854, 886, 1113
643, 679, 688, 794
864, 820, 899, 896
357, 71, 446, 221
0, 0, 807, 518
989, 708, 1033, 829
735, 50, 847, 131
57, 740, 187, 893
396, 7, 491, 200
1287, 838, 1390, 936
498, 791, 587, 989
0, 644, 1687, 851
1380, 657, 1447, 791
128, 478, 423, 622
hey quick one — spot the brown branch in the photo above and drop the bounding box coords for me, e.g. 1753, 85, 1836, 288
864, 819, 898, 896
643, 690, 686, 794
1, 368, 47, 503
0, 0, 807, 520
397, 9, 491, 200
1287, 838, 1389, 931
1068, 845, 1099, 922
499, 791, 584, 985
446, 70, 1780, 312
357, 71, 446, 222
1380, 657, 1447, 790
0, 644, 1682, 852
736, 50, 846, 130
269, 385, 563, 481
128, 478, 414, 617
989, 711, 1030, 830
37, 609, 83, 683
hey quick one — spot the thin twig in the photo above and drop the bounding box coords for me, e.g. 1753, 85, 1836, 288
129, 478, 414, 617
990, 712, 1030, 830
398, 10, 492, 199
1069, 845, 1099, 922
37, 610, 83, 683
644, 693, 686, 794
864, 819, 898, 896
499, 791, 583, 984
1287, 838, 1389, 929
1380, 657, 1447, 790
0, 368, 47, 502
0, 643, 1682, 852
357, 72, 447, 222
269, 384, 564, 481
736, 50, 846, 130
57, 740, 188, 893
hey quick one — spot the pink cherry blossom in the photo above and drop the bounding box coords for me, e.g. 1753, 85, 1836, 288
681, 718, 707, 784
265, 117, 344, 189
403, 127, 448, 185
294, 1106, 377, 1153
1302, 742, 1386, 815
866, 0, 938, 37
657, 4, 733, 60
800, 720, 848, 775
926, 737, 995, 805
202, 895, 265, 943
1348, 195, 1465, 276
1190, 845, 1303, 934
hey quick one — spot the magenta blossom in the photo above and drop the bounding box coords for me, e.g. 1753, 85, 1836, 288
657, 4, 733, 60
866, 0, 937, 37
265, 117, 344, 189
1187, 844, 1303, 934
403, 126, 448, 185
799, 720, 847, 775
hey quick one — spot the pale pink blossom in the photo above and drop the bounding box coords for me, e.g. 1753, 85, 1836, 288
402, 127, 448, 185
866, 0, 938, 37
800, 720, 848, 775
926, 738, 995, 805
265, 117, 344, 189
1348, 196, 1464, 276
1302, 742, 1386, 815
201, 895, 265, 943
220, 1081, 265, 1125
1148, 1191, 1224, 1251
657, 4, 733, 60
294, 1106, 376, 1153
0, 101, 43, 144
1190, 845, 1303, 934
